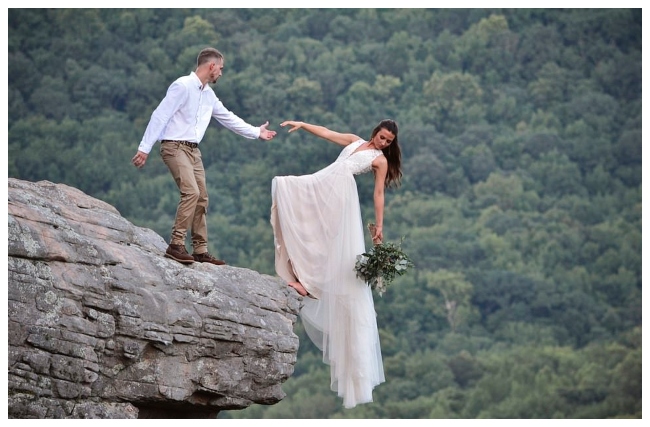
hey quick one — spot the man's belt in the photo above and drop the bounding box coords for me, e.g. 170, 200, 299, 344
162, 140, 198, 149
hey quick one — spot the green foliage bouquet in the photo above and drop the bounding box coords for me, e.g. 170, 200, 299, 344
355, 223, 414, 296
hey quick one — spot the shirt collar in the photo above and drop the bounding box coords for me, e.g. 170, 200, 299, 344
189, 71, 206, 90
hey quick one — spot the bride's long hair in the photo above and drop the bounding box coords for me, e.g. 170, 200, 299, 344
371, 119, 402, 189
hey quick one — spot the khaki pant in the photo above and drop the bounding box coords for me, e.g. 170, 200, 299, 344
160, 141, 209, 254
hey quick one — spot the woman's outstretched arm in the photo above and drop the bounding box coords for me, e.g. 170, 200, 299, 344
281, 120, 360, 146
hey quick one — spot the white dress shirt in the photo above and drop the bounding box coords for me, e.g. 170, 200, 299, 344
137, 72, 261, 154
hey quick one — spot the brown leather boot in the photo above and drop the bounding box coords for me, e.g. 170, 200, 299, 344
192, 252, 226, 266
165, 244, 195, 264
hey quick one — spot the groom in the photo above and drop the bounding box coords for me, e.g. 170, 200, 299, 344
131, 47, 277, 265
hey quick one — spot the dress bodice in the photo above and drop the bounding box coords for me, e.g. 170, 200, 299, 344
336, 139, 383, 175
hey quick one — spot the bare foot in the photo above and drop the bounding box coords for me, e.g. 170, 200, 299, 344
288, 281, 309, 297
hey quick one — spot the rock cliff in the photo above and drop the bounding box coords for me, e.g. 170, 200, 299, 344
7, 178, 301, 419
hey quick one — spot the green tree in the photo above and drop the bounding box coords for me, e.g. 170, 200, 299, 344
423, 71, 485, 135
424, 269, 474, 333
455, 14, 518, 84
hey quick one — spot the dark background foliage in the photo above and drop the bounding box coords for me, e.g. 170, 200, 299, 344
8, 8, 641, 418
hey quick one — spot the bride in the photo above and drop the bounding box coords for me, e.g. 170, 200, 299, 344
270, 119, 403, 408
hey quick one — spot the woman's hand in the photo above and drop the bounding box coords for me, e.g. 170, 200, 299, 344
372, 224, 383, 245
280, 120, 303, 133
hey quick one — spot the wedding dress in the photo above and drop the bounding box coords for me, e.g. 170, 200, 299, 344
270, 139, 385, 409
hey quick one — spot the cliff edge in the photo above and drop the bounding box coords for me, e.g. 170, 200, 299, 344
8, 178, 300, 418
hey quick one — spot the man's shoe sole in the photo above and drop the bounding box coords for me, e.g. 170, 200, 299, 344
193, 259, 227, 266
192, 257, 226, 265
164, 252, 195, 264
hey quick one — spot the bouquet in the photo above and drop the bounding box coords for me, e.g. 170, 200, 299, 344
354, 223, 414, 296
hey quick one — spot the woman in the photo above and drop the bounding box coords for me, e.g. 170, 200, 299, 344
270, 119, 402, 408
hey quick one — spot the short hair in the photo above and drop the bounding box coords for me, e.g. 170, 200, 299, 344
197, 48, 224, 67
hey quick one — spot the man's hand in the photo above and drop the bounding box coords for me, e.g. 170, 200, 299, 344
259, 121, 277, 140
132, 150, 148, 168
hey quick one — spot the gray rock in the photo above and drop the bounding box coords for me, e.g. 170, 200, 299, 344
8, 178, 301, 419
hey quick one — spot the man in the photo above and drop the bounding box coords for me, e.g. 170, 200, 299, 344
132, 47, 276, 265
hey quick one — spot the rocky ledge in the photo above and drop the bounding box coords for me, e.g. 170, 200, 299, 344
7, 178, 300, 418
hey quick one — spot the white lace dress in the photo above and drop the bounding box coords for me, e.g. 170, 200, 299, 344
270, 139, 385, 409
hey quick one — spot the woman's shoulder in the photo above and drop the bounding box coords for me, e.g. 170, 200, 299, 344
371, 151, 388, 171
340, 135, 364, 146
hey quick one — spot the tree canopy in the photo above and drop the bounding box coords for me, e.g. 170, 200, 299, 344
8, 8, 641, 419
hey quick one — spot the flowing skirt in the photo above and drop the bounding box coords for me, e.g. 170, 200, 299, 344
270, 163, 385, 408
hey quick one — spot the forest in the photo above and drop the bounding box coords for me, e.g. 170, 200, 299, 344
7, 8, 641, 419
